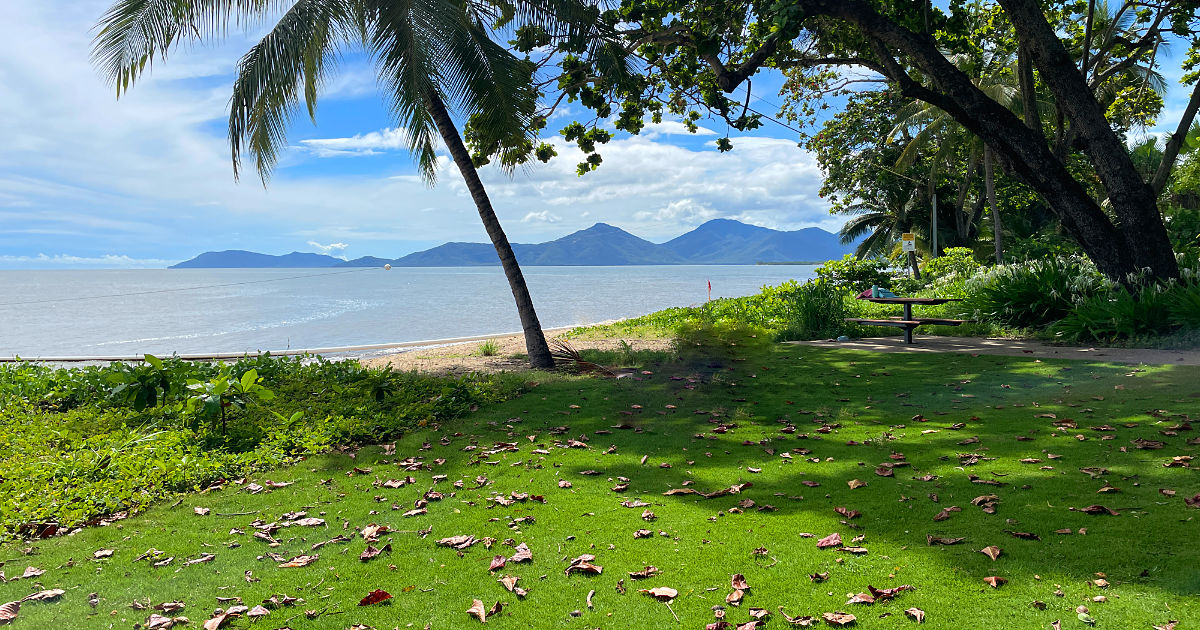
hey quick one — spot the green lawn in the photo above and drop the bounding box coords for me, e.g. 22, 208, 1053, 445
2, 345, 1198, 629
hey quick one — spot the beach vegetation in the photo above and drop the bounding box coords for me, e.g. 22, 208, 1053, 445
477, 339, 499, 356
0, 355, 524, 541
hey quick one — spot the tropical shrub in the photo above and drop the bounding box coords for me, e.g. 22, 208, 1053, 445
815, 255, 892, 292
922, 247, 982, 280
1053, 283, 1178, 342
966, 257, 1107, 329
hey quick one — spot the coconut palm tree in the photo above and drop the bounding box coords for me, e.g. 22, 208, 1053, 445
92, 0, 609, 369
838, 185, 927, 278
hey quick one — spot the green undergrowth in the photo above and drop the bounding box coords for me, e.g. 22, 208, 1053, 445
1, 344, 1198, 629
0, 356, 526, 540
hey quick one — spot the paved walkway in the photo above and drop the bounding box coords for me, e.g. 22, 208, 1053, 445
788, 336, 1200, 366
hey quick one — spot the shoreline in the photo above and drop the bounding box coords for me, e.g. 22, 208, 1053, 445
0, 322, 620, 365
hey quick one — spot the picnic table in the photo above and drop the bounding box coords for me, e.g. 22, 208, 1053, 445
845, 297, 967, 344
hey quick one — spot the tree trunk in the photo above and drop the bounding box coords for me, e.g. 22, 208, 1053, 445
908, 250, 921, 279
984, 146, 1003, 264
423, 89, 554, 369
955, 146, 980, 242
1017, 42, 1043, 138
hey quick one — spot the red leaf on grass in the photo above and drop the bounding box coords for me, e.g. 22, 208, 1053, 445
983, 576, 1007, 588
489, 555, 507, 571
358, 589, 391, 606
731, 574, 750, 590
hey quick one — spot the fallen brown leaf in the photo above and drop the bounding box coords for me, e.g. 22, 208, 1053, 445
821, 611, 856, 626
640, 587, 678, 600
983, 576, 1007, 588
979, 546, 1002, 561
905, 607, 925, 623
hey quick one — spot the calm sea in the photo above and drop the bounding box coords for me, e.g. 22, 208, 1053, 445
0, 265, 817, 358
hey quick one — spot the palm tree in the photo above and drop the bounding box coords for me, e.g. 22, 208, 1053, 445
890, 48, 1023, 264
838, 185, 926, 278
92, 0, 606, 369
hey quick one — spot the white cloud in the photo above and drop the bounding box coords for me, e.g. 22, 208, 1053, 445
641, 120, 719, 138
307, 240, 350, 256
521, 210, 562, 224
297, 128, 413, 157
634, 199, 720, 223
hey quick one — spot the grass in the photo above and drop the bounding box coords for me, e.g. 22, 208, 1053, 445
2, 343, 1199, 629
477, 339, 499, 356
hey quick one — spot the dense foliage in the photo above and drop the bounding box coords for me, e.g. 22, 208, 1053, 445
584, 250, 1200, 347
0, 356, 524, 540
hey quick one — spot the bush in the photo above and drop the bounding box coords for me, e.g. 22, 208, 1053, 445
922, 247, 982, 280
1053, 284, 1177, 343
966, 256, 1107, 329
774, 279, 848, 341
815, 255, 892, 292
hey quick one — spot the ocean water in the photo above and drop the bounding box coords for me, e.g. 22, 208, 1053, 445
0, 265, 818, 358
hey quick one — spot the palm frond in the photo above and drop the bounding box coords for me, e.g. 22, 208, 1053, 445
92, 0, 292, 96
227, 0, 352, 181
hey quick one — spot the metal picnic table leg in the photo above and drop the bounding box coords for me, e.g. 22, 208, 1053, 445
904, 303, 914, 344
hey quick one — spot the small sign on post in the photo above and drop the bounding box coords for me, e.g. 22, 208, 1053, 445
900, 232, 916, 252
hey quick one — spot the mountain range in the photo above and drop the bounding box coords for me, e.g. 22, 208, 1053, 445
169, 219, 851, 268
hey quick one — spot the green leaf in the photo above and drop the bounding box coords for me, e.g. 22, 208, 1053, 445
144, 354, 163, 370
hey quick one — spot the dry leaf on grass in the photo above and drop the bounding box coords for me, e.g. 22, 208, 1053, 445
778, 608, 817, 625
639, 587, 678, 600
905, 607, 925, 623
629, 566, 660, 579
277, 554, 318, 568
816, 533, 842, 549
821, 611, 856, 626
983, 576, 1008, 588
21, 590, 65, 602
0, 602, 17, 624
979, 546, 1002, 560
509, 543, 532, 562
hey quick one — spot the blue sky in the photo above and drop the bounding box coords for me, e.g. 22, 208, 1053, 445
0, 2, 1194, 268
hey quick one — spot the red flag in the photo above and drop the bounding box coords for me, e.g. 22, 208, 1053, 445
707, 280, 712, 301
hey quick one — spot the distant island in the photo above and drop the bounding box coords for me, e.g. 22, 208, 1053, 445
169, 219, 852, 268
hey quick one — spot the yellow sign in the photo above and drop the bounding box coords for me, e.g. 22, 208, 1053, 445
901, 232, 916, 252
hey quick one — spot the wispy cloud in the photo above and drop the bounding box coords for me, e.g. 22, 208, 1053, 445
297, 128, 412, 157
0, 253, 177, 269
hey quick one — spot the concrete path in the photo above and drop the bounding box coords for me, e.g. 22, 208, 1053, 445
788, 336, 1200, 366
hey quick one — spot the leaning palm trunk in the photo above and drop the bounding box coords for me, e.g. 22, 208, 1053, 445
424, 89, 553, 368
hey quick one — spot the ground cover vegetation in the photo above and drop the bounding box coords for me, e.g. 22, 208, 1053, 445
0, 355, 524, 542
1, 341, 1198, 628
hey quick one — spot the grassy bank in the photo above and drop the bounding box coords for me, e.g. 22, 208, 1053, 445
0, 355, 525, 541
2, 341, 1198, 628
